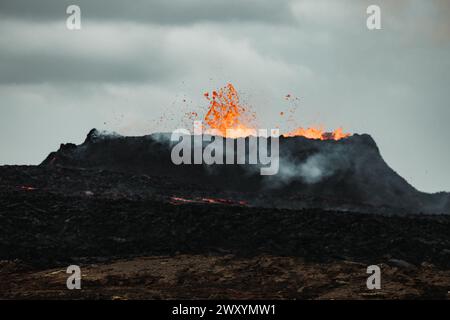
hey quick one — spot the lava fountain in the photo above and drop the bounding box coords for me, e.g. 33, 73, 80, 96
200, 83, 350, 140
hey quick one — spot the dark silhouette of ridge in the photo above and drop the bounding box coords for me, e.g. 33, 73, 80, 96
41, 129, 450, 214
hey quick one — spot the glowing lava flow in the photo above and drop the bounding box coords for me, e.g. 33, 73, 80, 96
202, 83, 350, 140
284, 126, 350, 141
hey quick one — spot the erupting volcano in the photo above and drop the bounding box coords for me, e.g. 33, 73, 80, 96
34, 82, 450, 215
3, 83, 450, 301
201, 83, 350, 140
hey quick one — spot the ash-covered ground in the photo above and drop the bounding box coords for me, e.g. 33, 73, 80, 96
1, 130, 450, 299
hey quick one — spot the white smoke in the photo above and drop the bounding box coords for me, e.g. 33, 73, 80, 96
150, 132, 173, 144
298, 153, 331, 183
272, 145, 350, 186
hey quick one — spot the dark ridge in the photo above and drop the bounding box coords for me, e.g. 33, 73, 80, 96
40, 129, 450, 214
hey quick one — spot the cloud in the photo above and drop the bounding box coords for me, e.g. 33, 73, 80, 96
0, 0, 295, 25
0, 19, 310, 86
0, 21, 170, 84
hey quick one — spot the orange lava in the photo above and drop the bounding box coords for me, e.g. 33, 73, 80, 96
284, 126, 350, 141
201, 83, 350, 140
203, 83, 256, 138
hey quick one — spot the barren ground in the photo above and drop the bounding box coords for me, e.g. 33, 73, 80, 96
1, 166, 449, 299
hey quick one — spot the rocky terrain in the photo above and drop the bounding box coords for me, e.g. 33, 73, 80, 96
41, 129, 450, 215
3, 255, 450, 300
1, 130, 450, 299
1, 165, 450, 299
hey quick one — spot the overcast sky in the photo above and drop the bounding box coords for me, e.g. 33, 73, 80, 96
0, 0, 449, 193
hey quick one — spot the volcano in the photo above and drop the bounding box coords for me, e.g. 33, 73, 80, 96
41, 128, 450, 215
3, 83, 450, 299
3, 128, 450, 300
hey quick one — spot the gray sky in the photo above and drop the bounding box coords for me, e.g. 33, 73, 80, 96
1, 0, 449, 193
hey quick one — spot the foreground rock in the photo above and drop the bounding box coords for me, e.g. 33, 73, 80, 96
2, 255, 450, 300
1, 165, 450, 299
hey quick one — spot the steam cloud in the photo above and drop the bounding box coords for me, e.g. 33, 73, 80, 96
266, 144, 351, 187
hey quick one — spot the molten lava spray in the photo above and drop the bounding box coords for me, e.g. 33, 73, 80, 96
202, 83, 350, 140
204, 83, 257, 138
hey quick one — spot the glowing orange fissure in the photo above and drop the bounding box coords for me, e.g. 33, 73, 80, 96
283, 126, 350, 141
201, 83, 350, 140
